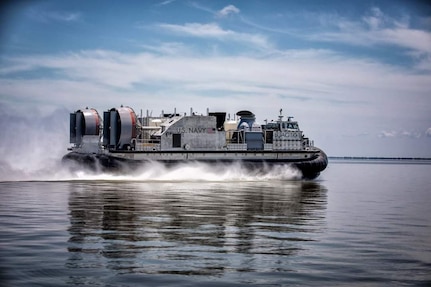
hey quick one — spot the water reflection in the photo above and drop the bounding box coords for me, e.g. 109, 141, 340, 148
67, 180, 327, 277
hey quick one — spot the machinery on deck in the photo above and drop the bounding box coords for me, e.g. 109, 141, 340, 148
64, 107, 327, 179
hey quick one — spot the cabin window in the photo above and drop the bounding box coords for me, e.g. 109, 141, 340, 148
265, 130, 273, 143
231, 131, 244, 143
172, 133, 181, 148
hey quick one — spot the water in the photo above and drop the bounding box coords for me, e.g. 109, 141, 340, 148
1, 161, 431, 286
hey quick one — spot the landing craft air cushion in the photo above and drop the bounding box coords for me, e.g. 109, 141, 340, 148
63, 107, 328, 179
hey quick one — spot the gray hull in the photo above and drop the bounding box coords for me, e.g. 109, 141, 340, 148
62, 149, 328, 180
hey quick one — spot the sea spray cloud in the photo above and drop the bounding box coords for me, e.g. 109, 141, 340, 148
0, 105, 70, 181
68, 161, 301, 182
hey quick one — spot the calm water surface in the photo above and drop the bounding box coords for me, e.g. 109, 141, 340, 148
1, 161, 430, 286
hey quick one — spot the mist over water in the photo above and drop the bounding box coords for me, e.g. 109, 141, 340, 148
0, 105, 70, 181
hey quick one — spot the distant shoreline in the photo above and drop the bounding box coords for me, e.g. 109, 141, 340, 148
329, 156, 431, 161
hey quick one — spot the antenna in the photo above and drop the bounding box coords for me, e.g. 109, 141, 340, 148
278, 108, 284, 122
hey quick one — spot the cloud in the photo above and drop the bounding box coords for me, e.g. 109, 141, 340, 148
1, 47, 430, 122
158, 22, 233, 37
157, 22, 270, 49
217, 5, 240, 18
1, 48, 429, 96
156, 0, 176, 6
140, 42, 193, 56
188, 3, 240, 18
1, 3, 430, 157
379, 130, 423, 139
308, 7, 431, 57
426, 128, 431, 137
1, 48, 430, 157
363, 7, 386, 30
412, 54, 431, 71
28, 9, 81, 23
379, 130, 397, 138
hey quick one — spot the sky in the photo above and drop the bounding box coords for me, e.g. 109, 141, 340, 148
1, 0, 431, 158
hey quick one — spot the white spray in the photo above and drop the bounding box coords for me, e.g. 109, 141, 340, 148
69, 161, 302, 182
0, 105, 71, 181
